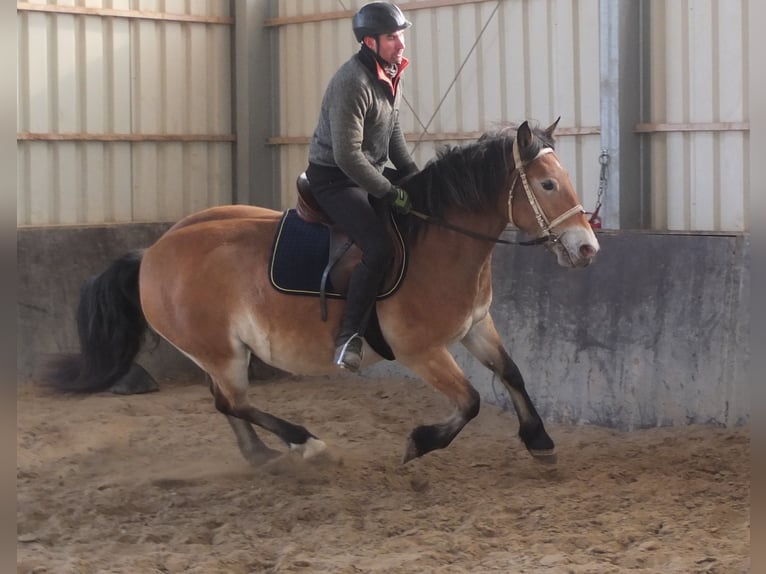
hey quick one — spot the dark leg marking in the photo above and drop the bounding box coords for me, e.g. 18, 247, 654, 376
499, 354, 556, 461
403, 387, 481, 463
208, 377, 281, 465
209, 377, 317, 450
226, 415, 281, 466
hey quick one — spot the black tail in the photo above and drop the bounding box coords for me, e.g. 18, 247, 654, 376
43, 250, 148, 393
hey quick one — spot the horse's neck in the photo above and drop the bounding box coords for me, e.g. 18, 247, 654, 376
409, 209, 503, 277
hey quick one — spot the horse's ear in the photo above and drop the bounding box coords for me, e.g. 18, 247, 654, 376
543, 117, 561, 140
517, 121, 533, 150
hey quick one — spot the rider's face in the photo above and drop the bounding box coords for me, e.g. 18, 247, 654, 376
367, 30, 406, 65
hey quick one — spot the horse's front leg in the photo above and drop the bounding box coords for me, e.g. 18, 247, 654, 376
402, 348, 481, 463
461, 313, 556, 462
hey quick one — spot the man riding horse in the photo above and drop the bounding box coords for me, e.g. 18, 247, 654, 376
305, 2, 418, 373
43, 4, 600, 467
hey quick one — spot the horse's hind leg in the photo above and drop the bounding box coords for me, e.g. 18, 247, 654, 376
207, 357, 327, 463
204, 374, 279, 464
225, 415, 281, 465
461, 313, 555, 462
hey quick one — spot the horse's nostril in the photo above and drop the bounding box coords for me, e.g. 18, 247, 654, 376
580, 244, 596, 259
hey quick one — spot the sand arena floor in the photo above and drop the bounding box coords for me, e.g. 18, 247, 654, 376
17, 375, 749, 573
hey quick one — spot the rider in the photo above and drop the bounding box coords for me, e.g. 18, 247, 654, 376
305, 2, 418, 373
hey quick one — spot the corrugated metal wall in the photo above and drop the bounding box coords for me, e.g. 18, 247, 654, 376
16, 0, 234, 226
16, 0, 752, 232
270, 0, 751, 233
270, 0, 603, 213
646, 0, 749, 231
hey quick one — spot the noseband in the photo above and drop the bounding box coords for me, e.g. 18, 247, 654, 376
508, 138, 584, 242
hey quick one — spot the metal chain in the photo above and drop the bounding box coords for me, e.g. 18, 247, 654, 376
597, 148, 608, 209
586, 149, 608, 227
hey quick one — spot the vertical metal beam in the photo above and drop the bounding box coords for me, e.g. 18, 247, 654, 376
750, 0, 765, 425
750, 0, 764, 238
233, 0, 280, 208
599, 0, 648, 229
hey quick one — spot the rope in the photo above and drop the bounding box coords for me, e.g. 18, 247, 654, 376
410, 1, 503, 152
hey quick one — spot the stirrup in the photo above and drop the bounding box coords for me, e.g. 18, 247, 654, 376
334, 333, 364, 373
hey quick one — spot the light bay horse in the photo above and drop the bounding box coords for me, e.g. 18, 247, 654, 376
44, 120, 600, 465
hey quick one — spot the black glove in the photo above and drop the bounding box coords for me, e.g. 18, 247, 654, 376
386, 186, 412, 214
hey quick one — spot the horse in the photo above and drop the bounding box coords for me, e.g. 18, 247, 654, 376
43, 119, 600, 465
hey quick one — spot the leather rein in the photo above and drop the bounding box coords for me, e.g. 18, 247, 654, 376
409, 139, 584, 246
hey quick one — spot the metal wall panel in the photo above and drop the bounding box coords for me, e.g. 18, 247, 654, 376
17, 0, 233, 225
273, 0, 603, 214
648, 0, 749, 231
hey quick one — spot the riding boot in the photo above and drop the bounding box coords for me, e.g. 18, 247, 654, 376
334, 260, 382, 372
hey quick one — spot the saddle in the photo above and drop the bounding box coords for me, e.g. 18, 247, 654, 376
294, 172, 407, 309
266, 173, 406, 361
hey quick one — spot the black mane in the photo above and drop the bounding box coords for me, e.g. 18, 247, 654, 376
398, 123, 555, 241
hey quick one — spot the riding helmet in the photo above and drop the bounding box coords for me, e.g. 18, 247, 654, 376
352, 2, 412, 43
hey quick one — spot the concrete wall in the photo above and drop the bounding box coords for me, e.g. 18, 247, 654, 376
365, 231, 749, 429
17, 225, 749, 429
17, 224, 190, 382
469, 231, 750, 429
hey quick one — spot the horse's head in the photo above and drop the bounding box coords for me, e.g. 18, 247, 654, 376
509, 119, 600, 268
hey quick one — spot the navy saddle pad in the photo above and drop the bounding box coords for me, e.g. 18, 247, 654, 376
269, 209, 340, 297
269, 209, 405, 298
269, 209, 401, 360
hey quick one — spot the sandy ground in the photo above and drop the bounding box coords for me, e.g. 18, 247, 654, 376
18, 375, 749, 574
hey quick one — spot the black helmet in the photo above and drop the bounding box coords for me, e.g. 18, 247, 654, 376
352, 2, 412, 43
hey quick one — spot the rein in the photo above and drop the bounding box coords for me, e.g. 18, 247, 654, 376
408, 209, 547, 246
408, 139, 583, 246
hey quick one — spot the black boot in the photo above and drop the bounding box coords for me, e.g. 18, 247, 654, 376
334, 260, 381, 373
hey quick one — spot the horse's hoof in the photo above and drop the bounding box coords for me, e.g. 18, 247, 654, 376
291, 437, 327, 460
402, 437, 420, 464
529, 448, 557, 465
402, 424, 445, 464
109, 364, 159, 395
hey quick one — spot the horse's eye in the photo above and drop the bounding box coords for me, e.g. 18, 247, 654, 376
541, 179, 556, 191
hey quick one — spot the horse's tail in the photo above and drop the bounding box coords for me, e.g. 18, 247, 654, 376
43, 250, 148, 393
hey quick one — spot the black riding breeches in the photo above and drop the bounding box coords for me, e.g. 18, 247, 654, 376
306, 163, 394, 339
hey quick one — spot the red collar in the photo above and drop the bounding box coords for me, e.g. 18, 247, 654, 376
375, 56, 409, 96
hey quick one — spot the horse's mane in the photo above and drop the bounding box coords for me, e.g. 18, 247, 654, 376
398, 123, 555, 242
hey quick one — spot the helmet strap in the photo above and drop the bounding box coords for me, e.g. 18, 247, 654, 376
362, 35, 381, 56
360, 41, 398, 76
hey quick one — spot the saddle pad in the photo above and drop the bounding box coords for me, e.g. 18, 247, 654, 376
269, 209, 406, 299
269, 209, 339, 297
269, 209, 399, 361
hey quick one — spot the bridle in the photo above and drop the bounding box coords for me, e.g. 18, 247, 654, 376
507, 138, 584, 244
410, 138, 584, 246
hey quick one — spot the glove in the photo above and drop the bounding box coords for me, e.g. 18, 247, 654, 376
386, 186, 412, 214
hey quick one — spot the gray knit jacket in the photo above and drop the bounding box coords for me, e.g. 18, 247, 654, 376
308, 52, 417, 198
